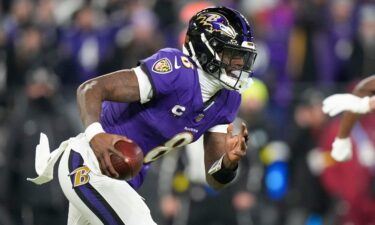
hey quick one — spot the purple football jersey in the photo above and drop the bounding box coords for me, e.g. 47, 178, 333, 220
100, 48, 241, 189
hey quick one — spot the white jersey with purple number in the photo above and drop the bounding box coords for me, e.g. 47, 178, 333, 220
100, 48, 241, 188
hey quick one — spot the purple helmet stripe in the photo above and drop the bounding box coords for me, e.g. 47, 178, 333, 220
69, 151, 125, 225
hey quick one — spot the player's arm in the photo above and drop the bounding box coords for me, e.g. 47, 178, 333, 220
77, 69, 141, 177
323, 75, 375, 138
77, 69, 141, 126
323, 75, 375, 117
336, 76, 375, 137
322, 75, 375, 161
203, 123, 248, 190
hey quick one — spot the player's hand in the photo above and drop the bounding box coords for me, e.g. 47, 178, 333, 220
331, 137, 352, 162
322, 94, 371, 116
223, 123, 248, 169
89, 133, 133, 178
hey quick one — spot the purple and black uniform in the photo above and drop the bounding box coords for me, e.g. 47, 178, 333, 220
100, 48, 241, 189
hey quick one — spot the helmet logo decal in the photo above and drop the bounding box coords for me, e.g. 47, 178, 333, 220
197, 13, 238, 39
152, 58, 173, 74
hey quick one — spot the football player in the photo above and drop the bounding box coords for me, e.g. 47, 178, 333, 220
29, 6, 257, 225
322, 75, 375, 162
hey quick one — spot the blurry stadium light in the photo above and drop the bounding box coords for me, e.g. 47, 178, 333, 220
265, 161, 288, 200
306, 214, 323, 225
260, 141, 290, 166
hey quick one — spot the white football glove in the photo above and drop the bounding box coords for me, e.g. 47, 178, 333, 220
331, 137, 352, 162
322, 94, 371, 117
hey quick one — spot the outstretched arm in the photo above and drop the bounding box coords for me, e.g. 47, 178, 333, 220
336, 76, 375, 138
322, 75, 375, 161
77, 69, 141, 177
203, 123, 248, 190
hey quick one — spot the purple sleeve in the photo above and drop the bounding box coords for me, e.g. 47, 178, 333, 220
222, 91, 242, 124
139, 48, 188, 97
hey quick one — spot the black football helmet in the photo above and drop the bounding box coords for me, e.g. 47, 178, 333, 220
184, 6, 257, 92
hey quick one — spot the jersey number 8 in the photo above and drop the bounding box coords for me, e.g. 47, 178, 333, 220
144, 132, 194, 163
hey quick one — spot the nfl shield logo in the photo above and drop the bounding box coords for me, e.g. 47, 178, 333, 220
152, 58, 172, 74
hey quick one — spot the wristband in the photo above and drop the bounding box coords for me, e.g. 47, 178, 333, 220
208, 154, 238, 184
85, 122, 105, 142
211, 165, 237, 184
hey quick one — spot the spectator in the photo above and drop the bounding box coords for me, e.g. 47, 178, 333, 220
3, 67, 78, 225
286, 88, 334, 224
58, 4, 117, 85
320, 114, 375, 225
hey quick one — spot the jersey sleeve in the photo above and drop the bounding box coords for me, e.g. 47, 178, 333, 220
133, 66, 153, 104
206, 91, 241, 133
138, 48, 192, 97
220, 91, 242, 125
208, 124, 229, 133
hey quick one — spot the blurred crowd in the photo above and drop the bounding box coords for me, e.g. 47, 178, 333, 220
0, 0, 375, 225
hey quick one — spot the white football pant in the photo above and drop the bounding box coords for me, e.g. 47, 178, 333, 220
58, 134, 157, 225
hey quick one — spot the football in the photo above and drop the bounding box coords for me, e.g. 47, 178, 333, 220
110, 140, 144, 180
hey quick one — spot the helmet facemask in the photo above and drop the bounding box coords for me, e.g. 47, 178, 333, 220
207, 38, 257, 92
198, 34, 257, 93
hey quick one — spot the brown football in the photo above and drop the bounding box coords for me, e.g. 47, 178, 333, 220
110, 140, 144, 180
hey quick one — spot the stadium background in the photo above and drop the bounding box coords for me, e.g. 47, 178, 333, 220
0, 0, 374, 224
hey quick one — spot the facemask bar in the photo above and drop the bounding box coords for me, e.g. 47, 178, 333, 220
200, 33, 257, 92
187, 41, 202, 69
201, 33, 222, 62
218, 40, 257, 72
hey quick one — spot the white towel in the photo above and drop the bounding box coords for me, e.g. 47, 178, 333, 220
27, 133, 72, 185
